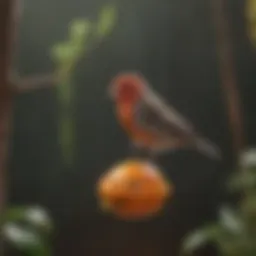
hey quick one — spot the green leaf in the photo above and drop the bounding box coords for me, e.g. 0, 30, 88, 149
240, 148, 256, 168
2, 206, 53, 255
51, 42, 78, 63
69, 19, 91, 42
96, 4, 117, 38
182, 225, 220, 254
5, 225, 52, 256
3, 223, 41, 248
24, 206, 52, 233
219, 206, 244, 234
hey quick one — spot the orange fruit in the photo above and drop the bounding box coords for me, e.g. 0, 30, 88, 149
96, 159, 173, 220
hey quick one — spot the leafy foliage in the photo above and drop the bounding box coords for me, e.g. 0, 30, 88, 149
182, 149, 256, 256
2, 206, 53, 256
50, 4, 117, 168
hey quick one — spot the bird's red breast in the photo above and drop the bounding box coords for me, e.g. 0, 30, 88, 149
116, 103, 158, 148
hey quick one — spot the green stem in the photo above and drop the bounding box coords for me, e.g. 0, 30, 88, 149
57, 79, 75, 168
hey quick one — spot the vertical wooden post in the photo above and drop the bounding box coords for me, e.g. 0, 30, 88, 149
0, 2, 56, 253
212, 0, 245, 161
0, 0, 18, 254
0, 0, 18, 214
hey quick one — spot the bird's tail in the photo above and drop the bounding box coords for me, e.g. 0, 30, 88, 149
194, 137, 221, 160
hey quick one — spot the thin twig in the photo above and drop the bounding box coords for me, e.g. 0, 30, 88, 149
212, 0, 245, 162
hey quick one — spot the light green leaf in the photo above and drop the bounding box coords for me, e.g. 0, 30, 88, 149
69, 19, 91, 41
51, 42, 78, 63
24, 206, 52, 233
240, 148, 256, 168
183, 230, 208, 253
96, 4, 117, 38
219, 207, 244, 234
3, 223, 41, 248
182, 226, 217, 253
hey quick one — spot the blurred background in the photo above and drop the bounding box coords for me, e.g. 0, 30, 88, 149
5, 0, 256, 255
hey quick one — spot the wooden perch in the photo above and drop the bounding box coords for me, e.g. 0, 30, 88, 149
11, 73, 57, 93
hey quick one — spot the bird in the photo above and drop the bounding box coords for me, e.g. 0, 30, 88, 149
108, 71, 221, 160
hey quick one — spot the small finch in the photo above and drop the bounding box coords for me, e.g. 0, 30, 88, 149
108, 72, 221, 160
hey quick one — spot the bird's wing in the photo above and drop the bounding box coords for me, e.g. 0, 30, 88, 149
134, 87, 196, 139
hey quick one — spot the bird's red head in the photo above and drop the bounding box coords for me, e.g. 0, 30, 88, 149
108, 72, 146, 103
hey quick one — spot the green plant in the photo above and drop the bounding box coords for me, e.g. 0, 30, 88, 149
182, 149, 256, 255
2, 205, 53, 256
51, 4, 117, 168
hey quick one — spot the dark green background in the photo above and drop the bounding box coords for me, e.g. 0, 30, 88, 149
8, 0, 256, 255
